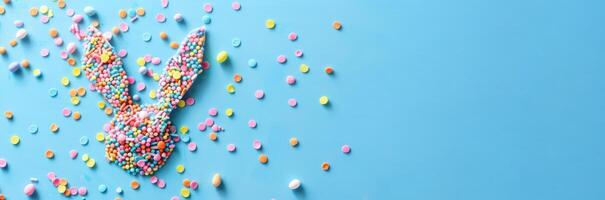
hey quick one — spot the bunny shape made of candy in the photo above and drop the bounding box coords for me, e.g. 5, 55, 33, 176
81, 26, 206, 176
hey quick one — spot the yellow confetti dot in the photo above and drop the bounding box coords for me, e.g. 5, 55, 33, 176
96, 132, 105, 142
226, 84, 235, 94
289, 137, 299, 147
299, 64, 310, 73
10, 135, 20, 145
216, 51, 228, 63
180, 188, 190, 198
136, 57, 146, 66
176, 164, 185, 173
177, 100, 186, 108
32, 69, 42, 77
81, 153, 89, 161
172, 71, 182, 80
153, 73, 160, 81
179, 126, 189, 134
61, 77, 70, 86
57, 185, 66, 193
71, 97, 80, 105
72, 67, 81, 76
39, 5, 49, 14
101, 53, 110, 63
149, 90, 157, 99
319, 96, 329, 105
97, 101, 106, 109
225, 108, 234, 117
265, 19, 276, 29
86, 159, 96, 168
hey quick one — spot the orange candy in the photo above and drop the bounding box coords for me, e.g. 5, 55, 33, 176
57, 0, 66, 8
258, 154, 268, 164
118, 9, 127, 18
4, 111, 13, 119
169, 42, 179, 49
233, 74, 242, 83
182, 179, 191, 188
77, 87, 87, 96
324, 66, 334, 74
332, 21, 342, 30
159, 32, 168, 40
158, 141, 166, 150
130, 180, 140, 189
209, 132, 217, 141
45, 149, 55, 158
321, 162, 330, 171
73, 112, 81, 120
49, 28, 59, 38
9, 39, 17, 47
50, 123, 59, 133
67, 58, 76, 66
0, 46, 6, 54
29, 7, 38, 16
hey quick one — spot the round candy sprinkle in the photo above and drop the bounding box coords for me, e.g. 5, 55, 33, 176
232, 2, 241, 10
321, 162, 331, 171
288, 32, 298, 41
226, 84, 235, 93
142, 32, 152, 42
332, 21, 342, 30
40, 48, 50, 57
16, 29, 27, 39
202, 15, 211, 24
319, 96, 330, 105
342, 145, 351, 153
45, 149, 54, 159
187, 142, 197, 151
130, 180, 140, 189
174, 13, 183, 22
234, 74, 242, 83
289, 137, 299, 146
212, 173, 222, 187
49, 88, 58, 97
216, 50, 228, 63
156, 13, 166, 23
289, 179, 301, 190
258, 154, 268, 164
252, 139, 262, 150
248, 59, 257, 68
227, 144, 236, 152
0, 159, 7, 168
255, 90, 265, 99
232, 37, 241, 47
176, 164, 185, 173
288, 98, 298, 107
10, 135, 20, 145
83, 6, 96, 16
115, 187, 123, 194
29, 124, 38, 134
295, 49, 303, 57
209, 132, 217, 141
161, 0, 169, 7
190, 180, 199, 189
286, 75, 296, 85
203, 3, 213, 13
24, 183, 36, 196
208, 107, 218, 116
276, 55, 287, 63
181, 188, 190, 198
8, 62, 20, 72
325, 66, 334, 74
98, 184, 107, 193
69, 150, 78, 159
80, 136, 89, 145
248, 120, 257, 128
265, 19, 276, 29
225, 108, 234, 117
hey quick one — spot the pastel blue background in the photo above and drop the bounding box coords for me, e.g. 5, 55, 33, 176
1, 0, 605, 199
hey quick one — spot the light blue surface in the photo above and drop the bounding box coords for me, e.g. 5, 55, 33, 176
1, 0, 605, 199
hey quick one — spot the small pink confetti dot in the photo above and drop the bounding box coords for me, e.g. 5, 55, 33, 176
286, 75, 296, 85
203, 3, 213, 13
276, 55, 287, 63
208, 107, 218, 116
232, 2, 241, 11
295, 49, 303, 57
255, 90, 265, 99
197, 122, 207, 131
252, 139, 262, 150
0, 158, 7, 168
69, 150, 78, 159
188, 142, 197, 151
342, 145, 351, 153
288, 98, 298, 107
227, 144, 236, 152
248, 120, 257, 128
185, 97, 195, 105
288, 32, 298, 41
40, 48, 50, 57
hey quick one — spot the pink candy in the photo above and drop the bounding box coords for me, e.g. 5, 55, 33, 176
208, 107, 218, 116
188, 142, 197, 151
118, 49, 128, 57
40, 48, 50, 57
277, 55, 287, 63
0, 158, 7, 168
69, 150, 78, 159
255, 90, 265, 99
197, 122, 207, 131
288, 98, 298, 107
227, 144, 236, 152
72, 14, 84, 23
66, 42, 77, 54
342, 145, 351, 153
203, 3, 213, 13
156, 13, 166, 23
295, 49, 303, 57
288, 32, 298, 41
248, 120, 257, 128
161, 0, 169, 8
232, 2, 241, 10
286, 75, 296, 85
24, 183, 36, 196
252, 139, 262, 150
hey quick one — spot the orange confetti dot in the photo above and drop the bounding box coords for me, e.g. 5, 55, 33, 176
77, 87, 86, 96
159, 32, 168, 40
209, 132, 217, 141
29, 7, 38, 16
112, 26, 120, 34
183, 179, 191, 188
324, 66, 334, 74
73, 112, 81, 120
0, 47, 6, 55
49, 28, 59, 38
57, 0, 66, 8
9, 40, 17, 47
4, 111, 13, 119
130, 180, 140, 189
67, 58, 76, 66
332, 21, 342, 30
233, 74, 242, 83
170, 42, 179, 49
69, 89, 77, 97
50, 123, 59, 133
258, 154, 268, 164
45, 149, 55, 159
321, 162, 330, 171
104, 107, 113, 115
118, 9, 127, 18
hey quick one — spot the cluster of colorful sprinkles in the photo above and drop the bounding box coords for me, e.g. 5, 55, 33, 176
81, 26, 207, 176
0, 0, 352, 199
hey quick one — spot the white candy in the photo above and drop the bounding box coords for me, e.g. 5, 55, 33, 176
66, 42, 77, 54
288, 179, 301, 190
83, 6, 96, 16
16, 29, 28, 40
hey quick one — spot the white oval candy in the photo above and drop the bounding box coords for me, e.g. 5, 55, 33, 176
288, 179, 301, 190
16, 29, 28, 39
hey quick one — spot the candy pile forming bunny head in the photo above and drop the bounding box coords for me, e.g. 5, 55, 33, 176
80, 26, 206, 176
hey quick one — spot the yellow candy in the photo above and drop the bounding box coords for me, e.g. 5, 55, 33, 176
57, 185, 67, 193
86, 159, 96, 168
177, 100, 186, 108
97, 101, 106, 109
82, 153, 89, 161
176, 164, 185, 173
172, 71, 182, 79
265, 19, 276, 29
71, 97, 80, 105
216, 50, 228, 63
101, 53, 110, 63
10, 135, 20, 145
153, 73, 160, 81
226, 84, 235, 93
225, 108, 233, 117
39, 5, 49, 14
136, 57, 146, 66
180, 188, 190, 198
96, 132, 105, 142
72, 67, 81, 76
32, 69, 41, 76
179, 126, 189, 134
61, 77, 70, 86
149, 90, 157, 99
319, 96, 329, 105
299, 64, 309, 73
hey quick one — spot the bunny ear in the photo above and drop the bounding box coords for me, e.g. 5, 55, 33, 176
156, 27, 207, 111
81, 26, 133, 109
